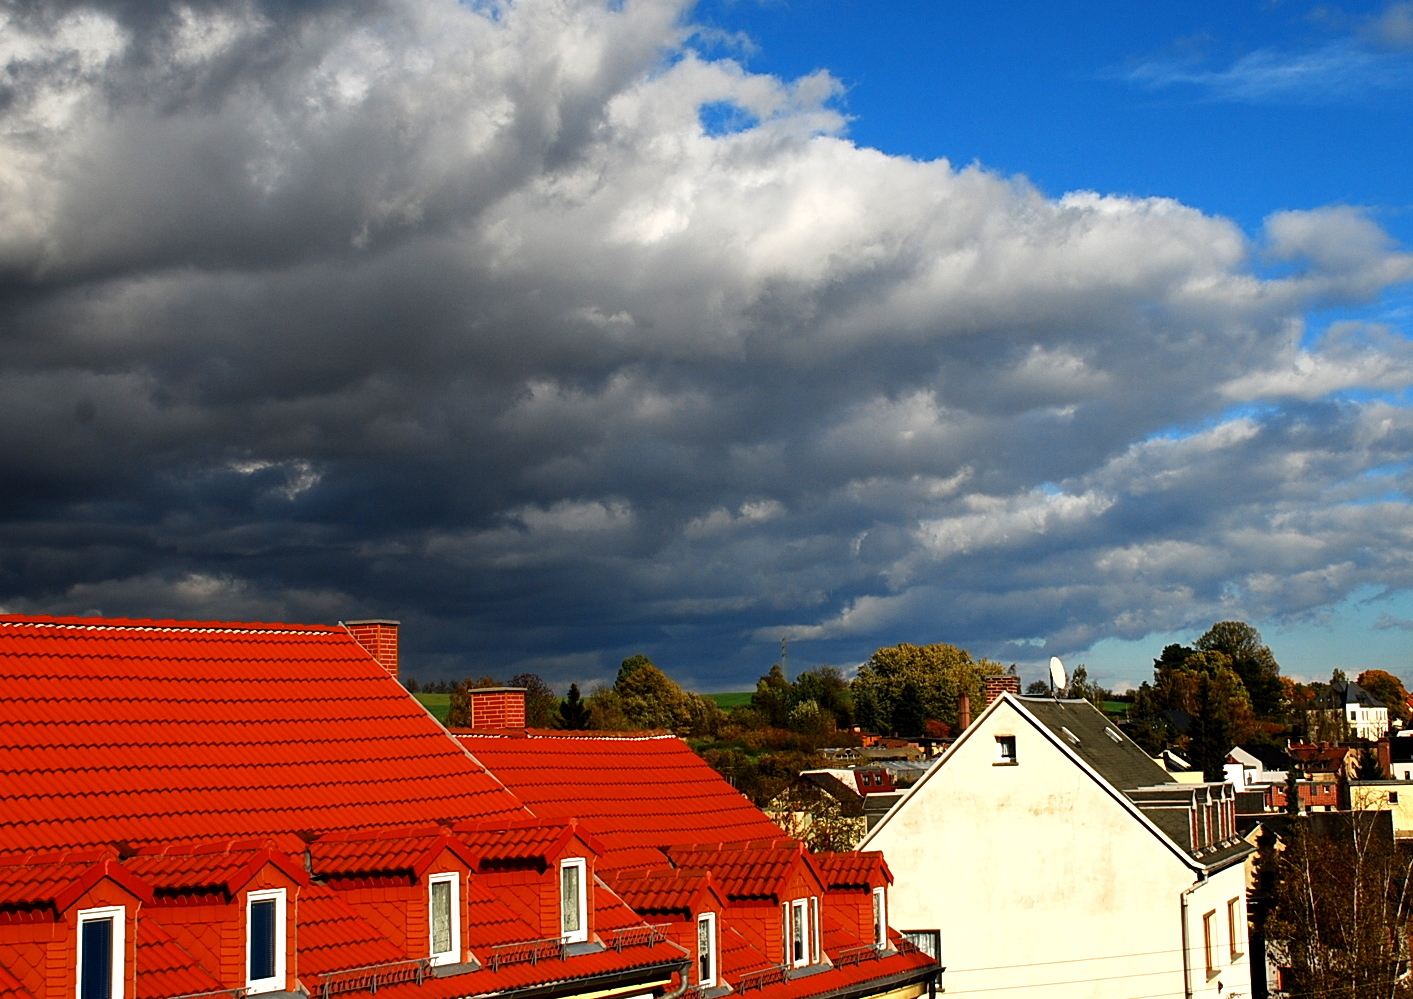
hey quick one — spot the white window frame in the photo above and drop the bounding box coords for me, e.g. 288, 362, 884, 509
872, 886, 888, 949
809, 896, 820, 965
790, 899, 809, 968
696, 912, 717, 987
560, 858, 588, 944
428, 873, 461, 966
246, 888, 287, 994
76, 905, 125, 999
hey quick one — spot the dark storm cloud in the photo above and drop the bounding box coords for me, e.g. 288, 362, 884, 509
2, 0, 1412, 689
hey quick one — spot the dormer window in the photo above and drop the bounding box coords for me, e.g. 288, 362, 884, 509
872, 886, 888, 949
428, 873, 461, 966
246, 889, 287, 994
77, 906, 125, 999
697, 912, 717, 986
790, 900, 808, 967
560, 858, 588, 944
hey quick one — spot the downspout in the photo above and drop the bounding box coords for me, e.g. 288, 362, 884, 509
660, 959, 694, 999
1181, 878, 1204, 999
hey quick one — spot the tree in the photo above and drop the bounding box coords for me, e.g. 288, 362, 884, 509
1357, 747, 1385, 781
852, 642, 1003, 735
1266, 814, 1413, 999
891, 681, 926, 738
617, 654, 654, 687
1066, 665, 1110, 707
750, 664, 792, 728
1197, 621, 1284, 718
1357, 670, 1412, 725
510, 672, 557, 728
1024, 679, 1050, 696
558, 683, 591, 729
794, 666, 854, 729
614, 657, 694, 731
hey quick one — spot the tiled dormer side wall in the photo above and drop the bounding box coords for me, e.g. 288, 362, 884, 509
1, 877, 141, 999
146, 895, 234, 988
335, 881, 415, 954
241, 867, 302, 993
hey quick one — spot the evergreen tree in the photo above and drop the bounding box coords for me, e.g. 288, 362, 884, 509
557, 683, 591, 729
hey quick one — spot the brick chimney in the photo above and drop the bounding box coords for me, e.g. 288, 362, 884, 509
346, 620, 399, 678
958, 691, 972, 731
466, 688, 527, 729
984, 675, 1022, 708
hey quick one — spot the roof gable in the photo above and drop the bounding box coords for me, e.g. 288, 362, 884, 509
0, 615, 529, 853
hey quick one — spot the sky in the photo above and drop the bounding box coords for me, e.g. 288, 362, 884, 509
1, 0, 1411, 693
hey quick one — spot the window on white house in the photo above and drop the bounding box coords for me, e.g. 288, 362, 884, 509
1391, 791, 1400, 804
429, 873, 460, 966
560, 859, 588, 944
871, 887, 887, 949
995, 736, 1017, 764
1202, 910, 1217, 977
697, 912, 717, 986
246, 889, 286, 994
77, 906, 125, 999
1227, 898, 1242, 960
791, 899, 808, 967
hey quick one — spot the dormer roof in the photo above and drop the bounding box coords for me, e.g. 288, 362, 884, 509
309, 828, 476, 880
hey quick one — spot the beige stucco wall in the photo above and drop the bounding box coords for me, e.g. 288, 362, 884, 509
863, 698, 1250, 999
1350, 783, 1413, 838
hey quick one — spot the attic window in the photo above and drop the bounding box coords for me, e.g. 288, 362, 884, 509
697, 912, 717, 987
428, 873, 461, 966
78, 906, 125, 999
1060, 727, 1081, 746
1105, 728, 1122, 744
246, 889, 287, 994
872, 886, 887, 950
995, 736, 1017, 765
560, 858, 588, 944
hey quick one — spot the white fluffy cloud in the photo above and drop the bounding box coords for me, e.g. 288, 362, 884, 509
1, 0, 1411, 685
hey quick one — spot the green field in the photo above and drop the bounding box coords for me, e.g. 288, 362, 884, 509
414, 692, 450, 723
704, 691, 752, 709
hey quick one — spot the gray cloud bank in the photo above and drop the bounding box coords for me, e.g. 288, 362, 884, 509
2, 0, 1412, 688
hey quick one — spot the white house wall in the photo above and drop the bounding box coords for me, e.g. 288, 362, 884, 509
864, 698, 1250, 999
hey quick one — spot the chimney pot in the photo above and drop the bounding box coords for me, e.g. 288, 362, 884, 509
346, 619, 400, 678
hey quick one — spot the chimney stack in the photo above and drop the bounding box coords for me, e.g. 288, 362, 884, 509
958, 691, 972, 731
984, 675, 1022, 708
465, 688, 528, 729
347, 620, 399, 678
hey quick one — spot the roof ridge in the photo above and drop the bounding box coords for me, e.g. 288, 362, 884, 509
0, 614, 341, 634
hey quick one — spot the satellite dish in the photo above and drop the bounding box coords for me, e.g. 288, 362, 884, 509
1049, 656, 1068, 694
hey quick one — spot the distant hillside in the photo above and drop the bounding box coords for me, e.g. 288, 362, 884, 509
705, 691, 752, 709
414, 692, 450, 722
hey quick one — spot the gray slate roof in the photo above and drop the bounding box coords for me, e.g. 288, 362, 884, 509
1315, 679, 1385, 709
1019, 696, 1174, 792
1015, 696, 1250, 871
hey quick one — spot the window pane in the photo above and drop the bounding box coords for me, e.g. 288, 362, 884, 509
561, 865, 581, 934
250, 900, 276, 981
792, 904, 805, 964
431, 881, 452, 955
81, 918, 113, 999
698, 917, 712, 982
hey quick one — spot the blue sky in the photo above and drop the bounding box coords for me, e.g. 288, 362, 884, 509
1, 0, 1411, 694
686, 0, 1413, 687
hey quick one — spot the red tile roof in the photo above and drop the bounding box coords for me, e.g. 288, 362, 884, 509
297, 882, 408, 977
812, 851, 892, 891
0, 850, 152, 910
0, 962, 36, 999
126, 844, 308, 895
132, 918, 226, 999
310, 829, 476, 879
454, 819, 607, 872
665, 841, 812, 903
0, 616, 528, 853
456, 731, 784, 868
603, 869, 720, 918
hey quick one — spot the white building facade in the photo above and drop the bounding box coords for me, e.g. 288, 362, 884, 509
864, 694, 1252, 999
